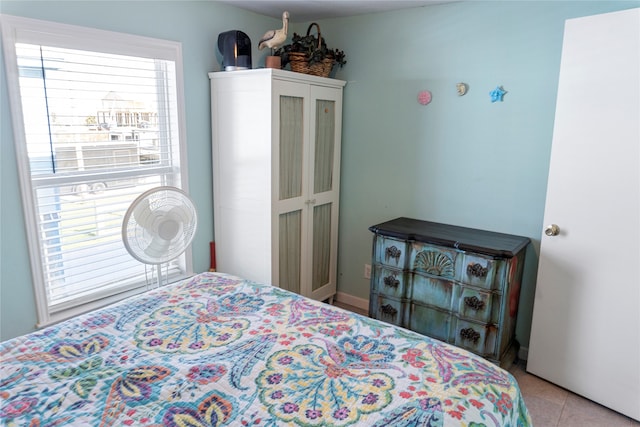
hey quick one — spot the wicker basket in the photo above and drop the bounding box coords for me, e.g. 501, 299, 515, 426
288, 23, 334, 78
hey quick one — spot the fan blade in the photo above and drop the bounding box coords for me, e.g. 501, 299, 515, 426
132, 197, 156, 230
168, 204, 196, 237
144, 235, 171, 259
167, 204, 191, 223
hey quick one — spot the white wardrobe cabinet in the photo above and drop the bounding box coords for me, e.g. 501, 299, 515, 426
209, 69, 345, 302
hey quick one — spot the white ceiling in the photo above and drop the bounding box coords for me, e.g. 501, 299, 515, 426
216, 0, 457, 22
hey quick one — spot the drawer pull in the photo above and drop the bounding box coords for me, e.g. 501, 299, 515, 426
385, 246, 402, 262
467, 263, 488, 278
380, 304, 398, 317
383, 275, 400, 289
460, 327, 481, 343
464, 296, 485, 311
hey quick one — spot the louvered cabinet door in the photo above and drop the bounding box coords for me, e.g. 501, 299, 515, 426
274, 87, 307, 295
271, 73, 345, 301
307, 86, 342, 301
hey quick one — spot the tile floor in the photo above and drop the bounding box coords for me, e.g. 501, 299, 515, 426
509, 361, 639, 426
332, 301, 639, 427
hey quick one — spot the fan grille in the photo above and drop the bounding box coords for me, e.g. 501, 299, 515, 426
122, 186, 197, 265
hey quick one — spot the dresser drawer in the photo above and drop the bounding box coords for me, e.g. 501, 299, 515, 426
459, 253, 508, 291
374, 236, 407, 269
372, 266, 409, 299
453, 318, 497, 357
454, 286, 499, 324
409, 303, 453, 342
409, 242, 458, 279
409, 272, 454, 311
370, 293, 409, 327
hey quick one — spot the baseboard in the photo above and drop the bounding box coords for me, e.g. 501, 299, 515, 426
334, 291, 369, 313
518, 346, 528, 361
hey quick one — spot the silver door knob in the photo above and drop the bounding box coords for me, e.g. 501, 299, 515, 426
544, 224, 560, 236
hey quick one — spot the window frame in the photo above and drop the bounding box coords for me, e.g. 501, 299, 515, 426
1, 14, 192, 327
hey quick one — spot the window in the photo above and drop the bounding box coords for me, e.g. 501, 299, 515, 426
1, 15, 191, 326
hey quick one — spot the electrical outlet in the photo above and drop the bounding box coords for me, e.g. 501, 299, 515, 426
364, 264, 371, 279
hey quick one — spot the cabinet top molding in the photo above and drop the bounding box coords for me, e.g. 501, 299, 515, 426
209, 68, 346, 88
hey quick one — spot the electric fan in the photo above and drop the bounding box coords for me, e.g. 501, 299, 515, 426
122, 186, 197, 287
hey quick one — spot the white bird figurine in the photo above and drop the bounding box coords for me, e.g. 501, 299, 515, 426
258, 11, 289, 51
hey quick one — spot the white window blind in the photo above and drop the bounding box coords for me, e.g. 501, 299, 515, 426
2, 15, 190, 326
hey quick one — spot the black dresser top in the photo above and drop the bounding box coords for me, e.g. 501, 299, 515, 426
369, 217, 530, 258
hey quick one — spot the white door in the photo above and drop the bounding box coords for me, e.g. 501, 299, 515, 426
527, 8, 640, 421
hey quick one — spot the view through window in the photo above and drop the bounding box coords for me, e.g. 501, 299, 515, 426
2, 16, 189, 325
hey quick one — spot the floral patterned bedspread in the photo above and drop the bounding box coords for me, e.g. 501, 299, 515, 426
0, 273, 531, 426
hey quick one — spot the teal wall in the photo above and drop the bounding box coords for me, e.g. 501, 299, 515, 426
1, 1, 637, 349
322, 0, 638, 350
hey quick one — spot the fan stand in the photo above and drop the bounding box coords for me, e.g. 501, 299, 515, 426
144, 263, 167, 289
156, 264, 162, 287
150, 264, 162, 289
152, 215, 180, 288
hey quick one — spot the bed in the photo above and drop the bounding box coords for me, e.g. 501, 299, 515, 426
0, 272, 531, 426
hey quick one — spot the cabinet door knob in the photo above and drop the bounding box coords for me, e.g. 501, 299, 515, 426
460, 327, 481, 343
383, 275, 400, 289
466, 263, 488, 278
385, 246, 402, 261
464, 296, 485, 311
380, 304, 398, 317
544, 224, 560, 236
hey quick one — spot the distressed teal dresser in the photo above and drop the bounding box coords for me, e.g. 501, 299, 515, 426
368, 217, 530, 367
